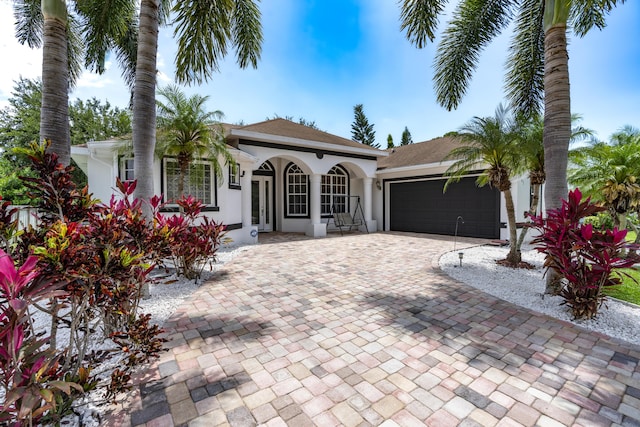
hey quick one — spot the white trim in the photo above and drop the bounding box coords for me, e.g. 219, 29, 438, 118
232, 129, 389, 158
163, 158, 216, 205
227, 147, 259, 163
376, 160, 457, 176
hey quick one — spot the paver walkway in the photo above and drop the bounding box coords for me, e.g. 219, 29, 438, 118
105, 232, 640, 426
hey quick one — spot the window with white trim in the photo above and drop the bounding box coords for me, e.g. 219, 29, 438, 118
163, 158, 214, 205
229, 162, 241, 188
120, 157, 135, 182
285, 163, 308, 216
321, 166, 348, 215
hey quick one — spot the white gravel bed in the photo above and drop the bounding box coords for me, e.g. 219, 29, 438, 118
440, 244, 640, 347
140, 243, 253, 326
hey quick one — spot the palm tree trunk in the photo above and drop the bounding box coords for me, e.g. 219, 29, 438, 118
543, 23, 571, 295
41, 0, 70, 166
178, 156, 189, 201
516, 182, 541, 251
132, 0, 160, 217
504, 188, 520, 264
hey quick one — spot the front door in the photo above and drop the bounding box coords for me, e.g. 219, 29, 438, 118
251, 176, 273, 232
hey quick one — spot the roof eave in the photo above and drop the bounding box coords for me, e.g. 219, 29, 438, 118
232, 129, 388, 158
376, 160, 458, 175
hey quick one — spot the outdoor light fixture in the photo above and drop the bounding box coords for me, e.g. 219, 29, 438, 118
240, 170, 246, 177
376, 180, 382, 190
458, 251, 464, 267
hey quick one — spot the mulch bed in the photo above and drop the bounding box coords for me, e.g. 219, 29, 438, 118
496, 258, 536, 269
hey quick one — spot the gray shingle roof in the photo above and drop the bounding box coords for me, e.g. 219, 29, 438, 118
230, 118, 384, 154
378, 136, 462, 170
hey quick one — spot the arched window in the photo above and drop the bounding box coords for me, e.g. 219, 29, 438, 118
322, 165, 348, 215
257, 161, 274, 173
285, 163, 308, 217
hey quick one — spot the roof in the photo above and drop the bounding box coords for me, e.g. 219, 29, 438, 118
377, 136, 463, 170
229, 118, 384, 155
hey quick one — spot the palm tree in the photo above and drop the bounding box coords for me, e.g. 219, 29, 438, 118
569, 126, 640, 232
515, 113, 593, 251
155, 85, 233, 201
132, 0, 263, 213
12, 1, 137, 166
399, 1, 626, 213
444, 104, 523, 265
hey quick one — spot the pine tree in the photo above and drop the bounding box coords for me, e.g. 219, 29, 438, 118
400, 126, 413, 145
387, 134, 394, 149
351, 104, 379, 148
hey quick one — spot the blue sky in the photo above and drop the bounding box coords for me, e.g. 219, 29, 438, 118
1, 0, 638, 145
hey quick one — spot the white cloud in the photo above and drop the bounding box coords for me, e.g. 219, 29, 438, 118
77, 74, 114, 89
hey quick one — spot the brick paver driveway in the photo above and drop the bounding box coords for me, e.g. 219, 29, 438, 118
107, 232, 640, 427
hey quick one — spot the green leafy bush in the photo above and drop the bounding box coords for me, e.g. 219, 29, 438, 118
583, 212, 615, 231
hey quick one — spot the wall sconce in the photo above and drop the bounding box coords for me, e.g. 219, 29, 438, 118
240, 170, 246, 177
376, 180, 382, 190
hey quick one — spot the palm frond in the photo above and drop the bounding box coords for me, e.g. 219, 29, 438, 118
434, 0, 516, 110
13, 0, 43, 48
155, 84, 232, 185
158, 0, 172, 26
444, 103, 521, 191
505, 0, 544, 118
399, 0, 448, 47
571, 0, 625, 36
232, 0, 263, 69
75, 0, 137, 75
610, 125, 640, 145
67, 14, 84, 89
113, 15, 139, 90
173, 0, 234, 85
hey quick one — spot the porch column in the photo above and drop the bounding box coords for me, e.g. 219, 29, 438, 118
241, 168, 256, 243
306, 173, 327, 237
363, 177, 377, 232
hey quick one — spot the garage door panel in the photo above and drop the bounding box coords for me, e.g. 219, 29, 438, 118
389, 178, 499, 239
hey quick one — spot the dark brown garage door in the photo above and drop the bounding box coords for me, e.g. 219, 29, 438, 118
389, 177, 500, 239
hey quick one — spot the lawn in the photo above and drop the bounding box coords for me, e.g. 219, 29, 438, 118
606, 268, 640, 306
599, 230, 640, 306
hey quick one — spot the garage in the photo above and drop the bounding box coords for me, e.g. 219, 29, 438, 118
389, 177, 500, 239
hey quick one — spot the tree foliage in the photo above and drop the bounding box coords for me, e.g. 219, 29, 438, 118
12, 0, 138, 165
0, 78, 131, 203
132, 0, 263, 212
69, 98, 131, 146
400, 126, 413, 145
445, 104, 523, 264
387, 134, 394, 149
266, 114, 322, 130
399, 0, 627, 236
155, 84, 232, 198
399, 0, 624, 118
351, 104, 378, 148
568, 126, 640, 230
0, 78, 41, 163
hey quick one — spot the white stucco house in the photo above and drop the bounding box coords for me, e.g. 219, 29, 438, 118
71, 118, 531, 244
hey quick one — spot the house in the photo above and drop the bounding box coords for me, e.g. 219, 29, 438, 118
71, 119, 531, 244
